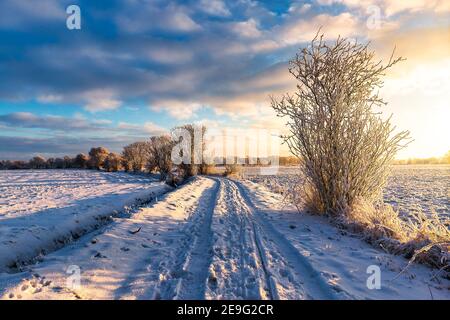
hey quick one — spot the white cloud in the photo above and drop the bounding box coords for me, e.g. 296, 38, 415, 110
151, 99, 204, 120
116, 3, 200, 33
198, 0, 231, 17
230, 19, 262, 38
277, 12, 361, 46
37, 94, 62, 103
82, 89, 122, 112
315, 0, 450, 16
147, 47, 193, 64
118, 121, 167, 136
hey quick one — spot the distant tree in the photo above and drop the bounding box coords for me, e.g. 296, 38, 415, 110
9, 160, 29, 170
73, 153, 89, 169
172, 124, 207, 177
122, 142, 150, 172
444, 151, 450, 164
148, 135, 173, 180
0, 160, 12, 170
29, 156, 47, 169
88, 147, 110, 170
46, 158, 55, 169
63, 156, 73, 168
104, 152, 123, 172
54, 158, 65, 169
271, 32, 410, 214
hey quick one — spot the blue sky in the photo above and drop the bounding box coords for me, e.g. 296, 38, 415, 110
0, 0, 449, 159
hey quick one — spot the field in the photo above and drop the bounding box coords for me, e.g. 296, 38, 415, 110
0, 168, 448, 300
243, 165, 450, 221
0, 170, 170, 273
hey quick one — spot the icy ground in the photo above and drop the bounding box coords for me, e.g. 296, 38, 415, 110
0, 175, 448, 300
0, 170, 170, 272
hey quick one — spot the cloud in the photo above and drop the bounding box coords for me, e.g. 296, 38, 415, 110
147, 46, 194, 64
0, 0, 64, 29
0, 0, 448, 160
0, 112, 166, 137
116, 2, 200, 33
0, 112, 102, 131
230, 19, 262, 38
151, 99, 204, 120
316, 0, 450, 16
82, 89, 122, 112
276, 12, 362, 46
37, 94, 63, 103
117, 121, 167, 136
0, 135, 134, 160
198, 0, 231, 17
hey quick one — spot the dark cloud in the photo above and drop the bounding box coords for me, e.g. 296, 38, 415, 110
0, 135, 136, 160
0, 112, 167, 159
0, 112, 107, 131
0, 0, 300, 114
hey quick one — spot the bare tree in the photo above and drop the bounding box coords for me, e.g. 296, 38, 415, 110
122, 142, 150, 172
54, 158, 65, 169
148, 135, 173, 180
271, 33, 410, 215
73, 153, 89, 169
29, 156, 47, 169
104, 152, 123, 172
88, 147, 110, 170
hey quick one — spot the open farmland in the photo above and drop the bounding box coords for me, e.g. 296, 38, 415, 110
0, 170, 170, 272
243, 165, 450, 221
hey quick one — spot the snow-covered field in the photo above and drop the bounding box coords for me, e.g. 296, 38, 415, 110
0, 171, 448, 300
0, 170, 171, 272
243, 165, 450, 220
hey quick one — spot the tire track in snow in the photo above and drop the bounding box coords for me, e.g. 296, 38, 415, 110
233, 179, 338, 300
205, 178, 273, 299
154, 177, 220, 300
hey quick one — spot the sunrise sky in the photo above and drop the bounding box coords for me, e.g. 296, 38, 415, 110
0, 0, 448, 160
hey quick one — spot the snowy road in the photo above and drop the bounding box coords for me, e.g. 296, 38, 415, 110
206, 178, 336, 300
0, 176, 448, 300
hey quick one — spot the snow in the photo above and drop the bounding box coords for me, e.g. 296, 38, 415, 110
0, 174, 448, 300
243, 165, 450, 220
0, 170, 171, 273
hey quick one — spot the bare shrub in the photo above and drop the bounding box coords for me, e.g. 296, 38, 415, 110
338, 201, 449, 273
202, 164, 218, 175
224, 164, 242, 177
272, 32, 410, 215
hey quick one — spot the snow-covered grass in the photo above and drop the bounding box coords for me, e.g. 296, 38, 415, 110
243, 165, 450, 274
243, 165, 450, 220
0, 170, 171, 272
0, 170, 448, 300
1, 176, 447, 300
242, 180, 450, 299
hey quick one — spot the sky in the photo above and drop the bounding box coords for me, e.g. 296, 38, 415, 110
0, 0, 448, 160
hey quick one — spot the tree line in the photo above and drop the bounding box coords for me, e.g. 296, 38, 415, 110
0, 124, 208, 185
392, 151, 450, 165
